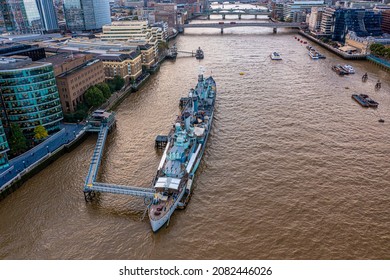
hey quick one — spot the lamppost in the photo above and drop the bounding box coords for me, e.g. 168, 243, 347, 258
46, 146, 49, 153
22, 160, 26, 168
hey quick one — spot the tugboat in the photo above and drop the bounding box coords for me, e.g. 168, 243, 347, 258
195, 47, 204, 59
148, 70, 216, 232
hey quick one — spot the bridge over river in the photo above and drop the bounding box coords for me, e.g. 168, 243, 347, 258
195, 8, 271, 19
179, 22, 307, 34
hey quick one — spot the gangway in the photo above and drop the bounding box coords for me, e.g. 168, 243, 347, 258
84, 125, 109, 187
86, 182, 155, 198
83, 111, 156, 202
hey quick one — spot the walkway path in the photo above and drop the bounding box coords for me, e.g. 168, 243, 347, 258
0, 123, 85, 192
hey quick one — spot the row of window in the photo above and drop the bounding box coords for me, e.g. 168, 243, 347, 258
0, 66, 53, 79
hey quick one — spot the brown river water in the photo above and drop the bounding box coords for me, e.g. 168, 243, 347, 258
0, 26, 389, 259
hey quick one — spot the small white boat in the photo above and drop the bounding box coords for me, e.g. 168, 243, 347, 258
308, 50, 319, 59
342, 65, 355, 74
270, 52, 282, 60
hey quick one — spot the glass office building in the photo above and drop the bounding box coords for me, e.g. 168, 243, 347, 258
64, 0, 111, 31
332, 8, 382, 42
0, 121, 9, 170
36, 0, 59, 31
0, 56, 63, 137
0, 0, 43, 33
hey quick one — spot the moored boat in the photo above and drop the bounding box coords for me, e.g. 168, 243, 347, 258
332, 65, 348, 75
308, 50, 319, 59
270, 52, 282, 60
148, 72, 216, 232
195, 47, 204, 59
352, 94, 369, 107
360, 94, 378, 108
341, 65, 355, 74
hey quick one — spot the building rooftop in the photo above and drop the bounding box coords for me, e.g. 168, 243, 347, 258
0, 56, 50, 71
98, 51, 140, 61
139, 44, 153, 50
57, 59, 101, 78
38, 52, 86, 67
0, 33, 63, 42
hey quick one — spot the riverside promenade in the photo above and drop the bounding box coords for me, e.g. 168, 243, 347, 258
298, 31, 367, 60
0, 50, 167, 199
0, 123, 86, 198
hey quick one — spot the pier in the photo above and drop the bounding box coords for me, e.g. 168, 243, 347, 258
174, 48, 205, 58
298, 31, 367, 60
83, 110, 155, 201
155, 135, 168, 149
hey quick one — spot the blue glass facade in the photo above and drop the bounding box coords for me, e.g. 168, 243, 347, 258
0, 0, 43, 34
332, 9, 382, 42
0, 120, 9, 170
0, 59, 63, 137
36, 0, 59, 31
63, 0, 111, 31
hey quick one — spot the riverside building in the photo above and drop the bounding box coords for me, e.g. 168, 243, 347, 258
98, 52, 142, 83
0, 56, 63, 137
39, 53, 104, 113
0, 121, 9, 170
100, 21, 161, 60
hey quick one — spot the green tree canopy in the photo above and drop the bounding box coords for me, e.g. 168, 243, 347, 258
96, 82, 112, 98
34, 125, 48, 141
158, 41, 169, 51
109, 75, 125, 91
85, 86, 106, 108
370, 43, 389, 58
9, 123, 27, 155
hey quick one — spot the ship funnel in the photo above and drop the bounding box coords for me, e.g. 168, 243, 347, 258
182, 112, 191, 131
193, 97, 198, 113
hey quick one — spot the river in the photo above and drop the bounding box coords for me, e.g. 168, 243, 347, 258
0, 15, 390, 259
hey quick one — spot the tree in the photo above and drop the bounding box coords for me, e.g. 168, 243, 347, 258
110, 75, 125, 91
34, 125, 48, 141
9, 123, 27, 155
158, 41, 169, 52
96, 82, 112, 98
85, 86, 106, 107
133, 15, 138, 20
370, 43, 386, 57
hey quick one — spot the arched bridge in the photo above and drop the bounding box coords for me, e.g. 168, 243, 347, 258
179, 22, 307, 33
195, 8, 271, 19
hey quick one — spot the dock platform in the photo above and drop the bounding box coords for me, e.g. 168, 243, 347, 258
155, 135, 168, 149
